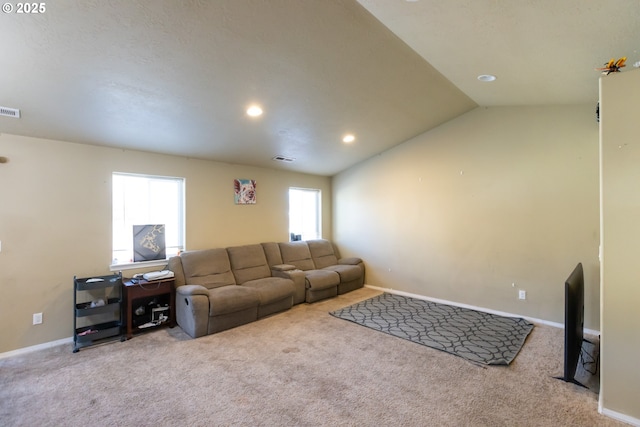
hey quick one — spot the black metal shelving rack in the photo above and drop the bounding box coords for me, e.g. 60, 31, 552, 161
73, 272, 124, 352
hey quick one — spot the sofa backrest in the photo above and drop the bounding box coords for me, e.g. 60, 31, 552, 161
167, 256, 187, 287
227, 244, 271, 285
278, 241, 316, 271
261, 242, 283, 267
307, 239, 339, 269
179, 248, 236, 289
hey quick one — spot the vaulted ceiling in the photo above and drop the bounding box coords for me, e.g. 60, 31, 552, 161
1, 0, 639, 175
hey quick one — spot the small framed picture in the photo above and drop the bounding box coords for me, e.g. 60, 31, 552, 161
234, 179, 256, 204
133, 224, 166, 262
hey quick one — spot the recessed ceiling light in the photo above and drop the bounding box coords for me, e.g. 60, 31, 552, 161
477, 74, 497, 82
343, 134, 355, 143
246, 105, 263, 117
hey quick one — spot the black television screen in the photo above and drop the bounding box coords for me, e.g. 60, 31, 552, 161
556, 262, 586, 387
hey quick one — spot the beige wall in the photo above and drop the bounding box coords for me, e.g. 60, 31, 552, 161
333, 105, 600, 329
0, 133, 331, 353
599, 69, 640, 421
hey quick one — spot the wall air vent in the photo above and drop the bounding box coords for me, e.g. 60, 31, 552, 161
0, 106, 20, 118
272, 155, 295, 162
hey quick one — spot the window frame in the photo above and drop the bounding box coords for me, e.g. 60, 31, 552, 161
110, 172, 185, 271
288, 187, 322, 241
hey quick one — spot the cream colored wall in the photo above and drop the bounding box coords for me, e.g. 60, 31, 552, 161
333, 105, 600, 329
599, 69, 640, 421
0, 133, 331, 353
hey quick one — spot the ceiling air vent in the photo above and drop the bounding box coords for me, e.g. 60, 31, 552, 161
0, 106, 20, 118
272, 155, 295, 163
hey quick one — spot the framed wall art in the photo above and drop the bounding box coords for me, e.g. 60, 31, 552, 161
234, 179, 256, 204
133, 224, 166, 262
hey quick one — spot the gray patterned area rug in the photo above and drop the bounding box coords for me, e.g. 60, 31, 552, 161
330, 293, 534, 365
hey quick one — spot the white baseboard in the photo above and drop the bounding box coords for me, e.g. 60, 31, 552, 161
599, 404, 640, 427
0, 336, 72, 360
364, 285, 600, 336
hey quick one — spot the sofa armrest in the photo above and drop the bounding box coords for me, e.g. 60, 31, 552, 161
339, 257, 362, 265
174, 285, 210, 338
176, 284, 210, 297
271, 264, 297, 272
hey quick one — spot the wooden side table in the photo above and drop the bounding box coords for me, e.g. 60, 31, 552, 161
123, 278, 176, 339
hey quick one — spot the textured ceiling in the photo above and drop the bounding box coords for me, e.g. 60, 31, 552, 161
0, 0, 638, 175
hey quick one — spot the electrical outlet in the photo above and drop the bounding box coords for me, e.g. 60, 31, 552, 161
518, 290, 526, 300
33, 313, 43, 325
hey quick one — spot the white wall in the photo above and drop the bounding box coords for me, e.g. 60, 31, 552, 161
333, 105, 600, 329
599, 69, 640, 422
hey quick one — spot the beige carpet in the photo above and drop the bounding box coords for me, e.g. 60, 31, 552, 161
0, 287, 622, 426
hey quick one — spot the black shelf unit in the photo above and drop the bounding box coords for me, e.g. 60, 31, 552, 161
73, 273, 124, 352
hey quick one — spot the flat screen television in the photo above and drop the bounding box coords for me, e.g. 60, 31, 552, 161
555, 262, 586, 388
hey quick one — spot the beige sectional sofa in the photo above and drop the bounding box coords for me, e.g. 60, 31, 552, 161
168, 239, 364, 338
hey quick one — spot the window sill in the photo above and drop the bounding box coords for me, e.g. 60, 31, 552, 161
109, 259, 169, 272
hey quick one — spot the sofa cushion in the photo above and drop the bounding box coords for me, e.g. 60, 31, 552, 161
307, 239, 339, 269
261, 242, 283, 267
278, 241, 316, 271
180, 248, 236, 289
241, 276, 294, 305
208, 285, 260, 316
227, 244, 271, 284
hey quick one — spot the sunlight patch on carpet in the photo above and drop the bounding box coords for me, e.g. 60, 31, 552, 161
330, 293, 534, 365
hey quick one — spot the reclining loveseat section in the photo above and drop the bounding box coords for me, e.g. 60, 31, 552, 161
278, 241, 340, 303
307, 240, 364, 295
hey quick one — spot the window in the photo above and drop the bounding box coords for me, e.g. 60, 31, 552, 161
289, 187, 321, 241
112, 172, 185, 269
